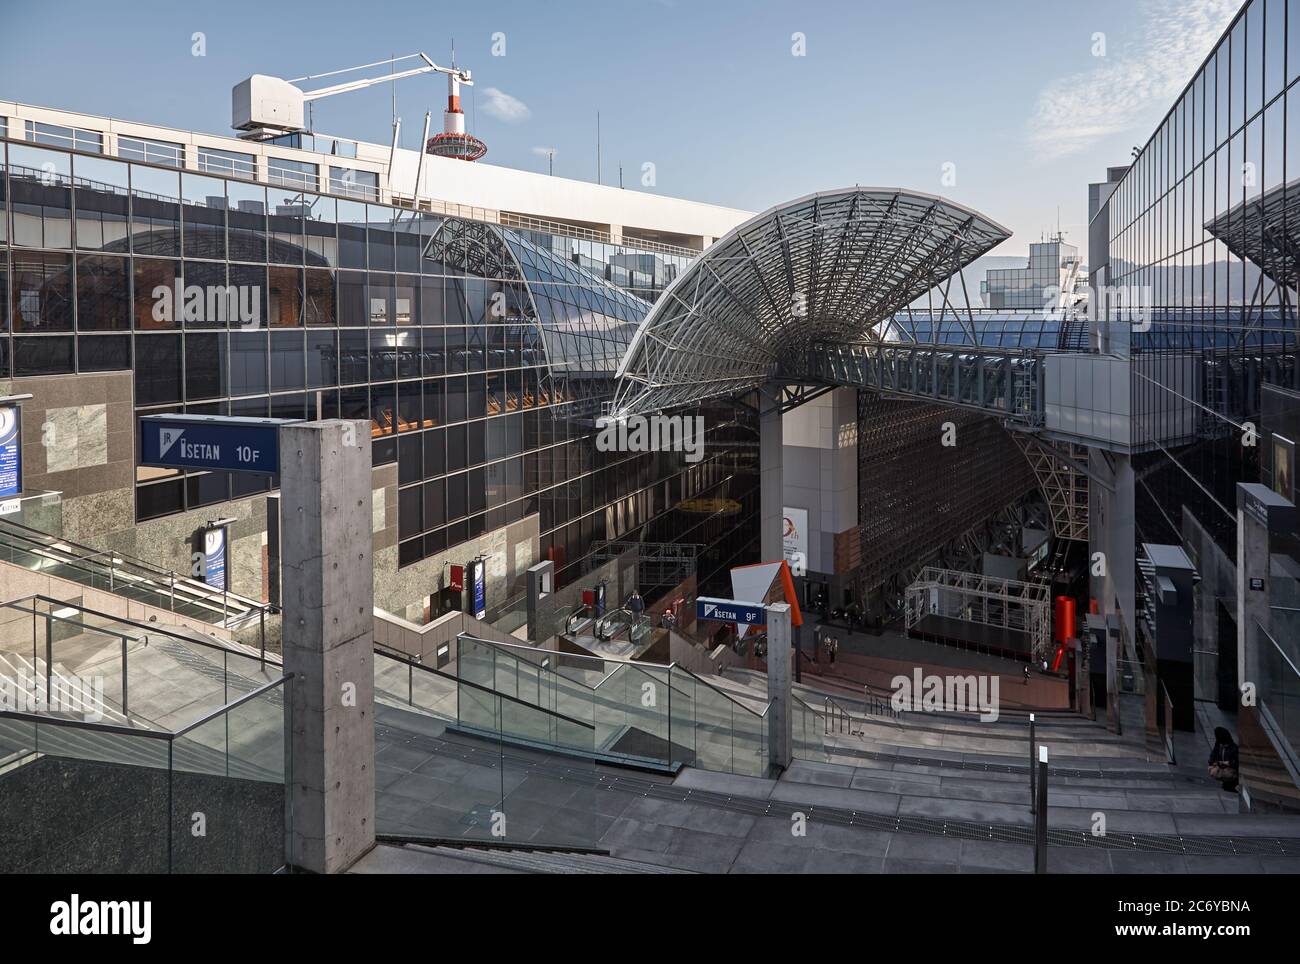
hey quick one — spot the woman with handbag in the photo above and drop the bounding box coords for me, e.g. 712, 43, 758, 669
1207, 726, 1239, 793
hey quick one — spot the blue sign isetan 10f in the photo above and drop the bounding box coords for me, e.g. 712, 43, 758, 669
696, 597, 766, 626
139, 415, 290, 475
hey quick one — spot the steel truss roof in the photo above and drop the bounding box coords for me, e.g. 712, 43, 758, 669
611, 188, 1010, 416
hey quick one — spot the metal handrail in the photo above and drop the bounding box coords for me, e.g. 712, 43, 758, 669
374, 645, 595, 732
0, 673, 290, 741
3, 594, 281, 666
172, 675, 292, 738
0, 517, 275, 619
456, 632, 770, 721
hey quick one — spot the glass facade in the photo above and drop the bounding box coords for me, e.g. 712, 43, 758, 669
1107, 0, 1300, 553
883, 309, 1082, 349
0, 135, 758, 593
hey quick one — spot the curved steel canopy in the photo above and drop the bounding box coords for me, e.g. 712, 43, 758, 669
611, 187, 1010, 416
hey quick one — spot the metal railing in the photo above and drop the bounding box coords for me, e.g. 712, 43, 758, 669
0, 673, 290, 873
0, 517, 275, 653
0, 594, 282, 725
449, 633, 770, 776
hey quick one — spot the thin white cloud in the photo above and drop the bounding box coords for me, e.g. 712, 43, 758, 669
480, 87, 531, 123
1028, 0, 1239, 163
530, 146, 556, 157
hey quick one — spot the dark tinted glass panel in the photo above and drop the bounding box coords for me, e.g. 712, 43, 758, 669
419, 279, 443, 325
13, 335, 73, 375
395, 218, 421, 273
369, 330, 397, 380
337, 200, 367, 268
398, 433, 422, 485
129, 166, 181, 258
338, 271, 365, 325
8, 145, 72, 248
75, 254, 129, 330
268, 265, 302, 328
306, 329, 337, 388
181, 261, 226, 328
368, 273, 393, 326
133, 257, 180, 329
134, 334, 181, 403
229, 330, 268, 395
73, 156, 130, 251
339, 328, 367, 384
396, 327, 420, 379
185, 332, 225, 399
228, 264, 266, 328
423, 478, 445, 529
270, 329, 305, 391
398, 485, 421, 539
226, 180, 267, 262
186, 471, 230, 509
11, 251, 73, 331
447, 423, 466, 472
181, 174, 226, 260
371, 382, 396, 437
137, 479, 184, 520
78, 334, 130, 372
368, 206, 394, 271
446, 471, 467, 520
424, 427, 445, 477
304, 268, 334, 325
340, 385, 368, 422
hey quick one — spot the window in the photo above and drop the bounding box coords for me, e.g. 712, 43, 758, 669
329, 166, 379, 201
75, 254, 130, 330
10, 251, 73, 331
267, 156, 318, 190
7, 145, 72, 248
25, 120, 102, 153
197, 146, 256, 179
117, 136, 184, 167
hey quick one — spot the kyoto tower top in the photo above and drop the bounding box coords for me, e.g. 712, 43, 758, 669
425, 55, 487, 162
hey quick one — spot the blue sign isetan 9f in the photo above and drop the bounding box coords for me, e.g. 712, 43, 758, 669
138, 415, 287, 475
696, 596, 766, 626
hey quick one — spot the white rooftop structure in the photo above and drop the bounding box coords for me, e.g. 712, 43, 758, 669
0, 99, 752, 256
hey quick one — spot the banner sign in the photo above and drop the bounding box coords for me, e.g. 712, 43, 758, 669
0, 405, 22, 498
203, 526, 228, 591
139, 415, 289, 474
696, 596, 766, 626
471, 559, 486, 620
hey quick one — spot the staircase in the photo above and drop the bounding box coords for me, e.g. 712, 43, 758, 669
0, 517, 273, 639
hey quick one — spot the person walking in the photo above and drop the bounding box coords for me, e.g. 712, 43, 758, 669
1208, 726, 1240, 793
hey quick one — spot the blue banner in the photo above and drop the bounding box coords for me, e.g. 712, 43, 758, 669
203, 526, 228, 591
471, 560, 486, 620
0, 405, 22, 498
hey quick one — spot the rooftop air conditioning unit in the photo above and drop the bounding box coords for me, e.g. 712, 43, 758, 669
232, 75, 305, 134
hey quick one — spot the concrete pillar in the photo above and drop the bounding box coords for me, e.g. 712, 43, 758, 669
1236, 483, 1295, 696
1089, 449, 1134, 732
281, 420, 375, 874
766, 602, 792, 772
760, 388, 783, 562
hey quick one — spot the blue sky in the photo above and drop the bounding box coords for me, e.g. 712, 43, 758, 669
0, 0, 1240, 257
